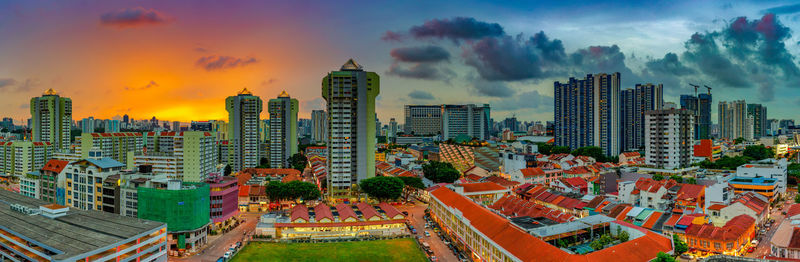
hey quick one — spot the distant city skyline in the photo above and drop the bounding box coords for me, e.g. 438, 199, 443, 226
3, 1, 800, 123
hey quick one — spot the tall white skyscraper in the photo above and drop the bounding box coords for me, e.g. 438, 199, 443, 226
322, 59, 380, 198
268, 91, 298, 168
225, 88, 263, 172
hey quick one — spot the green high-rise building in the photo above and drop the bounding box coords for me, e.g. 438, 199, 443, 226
322, 59, 380, 198
268, 91, 298, 168
30, 89, 72, 150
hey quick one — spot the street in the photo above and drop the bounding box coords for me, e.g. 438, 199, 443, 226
747, 194, 793, 259
171, 212, 261, 262
397, 201, 459, 262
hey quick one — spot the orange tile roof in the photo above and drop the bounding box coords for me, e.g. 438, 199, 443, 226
685, 215, 754, 241
663, 214, 682, 227
707, 204, 727, 211
483, 176, 520, 188
460, 182, 507, 193
642, 211, 663, 229
238, 185, 250, 197
520, 167, 545, 177
276, 219, 406, 228
432, 187, 672, 262
41, 159, 69, 174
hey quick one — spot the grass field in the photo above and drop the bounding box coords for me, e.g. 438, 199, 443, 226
230, 238, 429, 262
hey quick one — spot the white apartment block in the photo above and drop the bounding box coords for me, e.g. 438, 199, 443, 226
645, 109, 694, 169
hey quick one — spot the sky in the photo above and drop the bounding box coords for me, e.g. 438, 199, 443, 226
2, 0, 800, 124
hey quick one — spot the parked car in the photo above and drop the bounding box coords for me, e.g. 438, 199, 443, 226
223, 251, 232, 259
430, 256, 438, 262
747, 246, 755, 253
752, 240, 759, 245
680, 253, 694, 259
425, 231, 431, 237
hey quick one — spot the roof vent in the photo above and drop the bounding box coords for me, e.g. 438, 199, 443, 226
39, 204, 69, 219
10, 204, 41, 216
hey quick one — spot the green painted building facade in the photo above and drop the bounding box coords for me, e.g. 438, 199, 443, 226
30, 89, 72, 150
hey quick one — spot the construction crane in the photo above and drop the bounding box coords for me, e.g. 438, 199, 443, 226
704, 85, 712, 95
689, 83, 700, 96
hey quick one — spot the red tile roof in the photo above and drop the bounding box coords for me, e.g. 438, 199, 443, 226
789, 228, 800, 249
248, 185, 265, 197
676, 184, 705, 201
663, 214, 682, 227
483, 176, 520, 188
561, 177, 588, 189
378, 202, 404, 219
520, 167, 545, 178
275, 219, 406, 229
314, 203, 334, 222
238, 185, 250, 197
356, 203, 381, 220
291, 204, 309, 222
787, 204, 800, 218
460, 182, 507, 193
685, 215, 754, 242
707, 204, 727, 211
41, 159, 69, 174
335, 203, 357, 221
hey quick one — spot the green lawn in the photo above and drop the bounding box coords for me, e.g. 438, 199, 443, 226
230, 238, 429, 262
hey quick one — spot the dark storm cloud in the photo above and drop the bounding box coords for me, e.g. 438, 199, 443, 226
390, 46, 450, 63
196, 55, 259, 71
387, 63, 454, 80
462, 32, 568, 81
100, 7, 169, 28
408, 90, 435, 100
409, 17, 505, 41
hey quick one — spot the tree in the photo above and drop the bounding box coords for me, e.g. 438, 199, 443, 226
734, 137, 745, 145
618, 230, 629, 242
673, 234, 688, 255
571, 146, 606, 161
423, 161, 461, 183
653, 252, 676, 262
652, 174, 664, 181
266, 181, 286, 201
399, 176, 425, 200
224, 165, 232, 176
743, 145, 775, 160
359, 176, 404, 202
287, 153, 308, 172
590, 239, 604, 250
669, 175, 683, 183
794, 194, 800, 204
285, 180, 321, 203
687, 177, 697, 185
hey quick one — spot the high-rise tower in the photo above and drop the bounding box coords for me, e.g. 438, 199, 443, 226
322, 59, 380, 198
225, 88, 263, 172
267, 91, 299, 168
30, 89, 72, 150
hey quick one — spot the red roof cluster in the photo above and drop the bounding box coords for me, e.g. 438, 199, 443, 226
787, 204, 800, 218
291, 204, 309, 222
335, 203, 357, 221
431, 187, 673, 262
520, 167, 545, 178
733, 192, 769, 215
685, 215, 755, 241
490, 194, 576, 223
676, 184, 705, 201
482, 176, 520, 188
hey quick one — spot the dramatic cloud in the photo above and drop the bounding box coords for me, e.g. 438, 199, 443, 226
463, 33, 567, 81
761, 4, 800, 15
125, 80, 159, 91
493, 90, 553, 111
196, 55, 259, 71
390, 46, 450, 63
0, 78, 16, 90
387, 63, 454, 80
408, 17, 504, 41
408, 90, 435, 100
471, 81, 514, 98
100, 7, 169, 28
